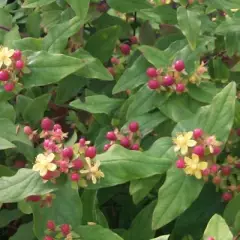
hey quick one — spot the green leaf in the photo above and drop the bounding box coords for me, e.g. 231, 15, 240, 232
22, 51, 94, 87
0, 101, 15, 122
215, 18, 240, 35
138, 45, 170, 68
22, 0, 56, 8
3, 25, 21, 49
0, 209, 23, 228
203, 214, 233, 240
9, 222, 35, 240
32, 183, 82, 239
224, 194, 240, 227
70, 95, 123, 115
85, 26, 120, 62
152, 166, 204, 229
206, 0, 240, 10
43, 16, 83, 53
177, 7, 201, 50
66, 0, 90, 20
106, 0, 151, 13
89, 144, 173, 189
0, 169, 57, 203
26, 11, 41, 38
151, 235, 170, 240
0, 8, 12, 29
0, 165, 15, 177
13, 38, 43, 51
0, 137, 16, 150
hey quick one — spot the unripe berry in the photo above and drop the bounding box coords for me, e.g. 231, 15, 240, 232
85, 146, 97, 158
221, 166, 231, 176
53, 124, 62, 131
111, 57, 120, 65
0, 70, 9, 81
106, 131, 117, 141
24, 126, 33, 135
14, 160, 26, 168
128, 121, 139, 133
176, 83, 185, 93
213, 146, 221, 155
210, 164, 219, 174
193, 128, 203, 139
174, 60, 185, 72
108, 67, 115, 76
222, 192, 232, 202
62, 147, 73, 159
60, 224, 70, 236
148, 79, 160, 89
176, 158, 185, 169
120, 137, 131, 148
212, 176, 221, 185
15, 60, 24, 70
104, 144, 111, 151
131, 144, 140, 151
26, 195, 41, 202
72, 159, 84, 170
202, 168, 210, 176
71, 172, 80, 182
41, 118, 54, 131
4, 82, 15, 92
12, 50, 22, 60
79, 138, 86, 146
46, 220, 55, 231
44, 236, 54, 240
192, 145, 205, 157
146, 67, 158, 78
163, 75, 174, 86
120, 44, 131, 55
130, 36, 138, 44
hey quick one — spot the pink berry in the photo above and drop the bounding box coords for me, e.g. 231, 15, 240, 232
104, 144, 111, 151
14, 160, 26, 168
62, 147, 73, 159
24, 126, 32, 135
131, 144, 140, 150
15, 60, 24, 69
146, 67, 158, 78
106, 131, 117, 141
174, 60, 185, 72
221, 166, 231, 176
202, 168, 210, 176
47, 220, 55, 231
111, 57, 120, 65
210, 164, 219, 174
60, 224, 70, 236
108, 67, 115, 76
0, 70, 9, 81
42, 171, 52, 180
208, 237, 215, 240
79, 138, 86, 146
212, 176, 221, 185
193, 128, 203, 139
59, 160, 68, 172
192, 145, 205, 157
44, 236, 54, 240
213, 146, 221, 155
163, 75, 174, 86
236, 128, 240, 136
85, 146, 97, 158
148, 79, 160, 89
72, 159, 84, 170
26, 195, 41, 202
130, 36, 138, 44
120, 137, 131, 148
71, 172, 80, 182
222, 192, 232, 202
41, 118, 54, 131
128, 121, 139, 133
176, 83, 185, 93
120, 44, 131, 55
176, 158, 185, 169
12, 50, 22, 60
53, 124, 62, 131
4, 82, 15, 92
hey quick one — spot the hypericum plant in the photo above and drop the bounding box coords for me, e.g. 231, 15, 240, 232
0, 1, 240, 240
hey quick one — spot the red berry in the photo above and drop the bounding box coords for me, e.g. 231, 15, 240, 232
42, 171, 53, 180
41, 118, 54, 131
106, 131, 117, 141
176, 83, 185, 93
44, 236, 54, 240
72, 159, 84, 170
148, 79, 160, 89
221, 166, 231, 176
4, 82, 15, 92
120, 44, 131, 55
24, 126, 33, 135
131, 144, 140, 151
14, 160, 26, 168
12, 50, 22, 60
222, 192, 232, 202
202, 168, 210, 176
60, 224, 70, 236
104, 144, 111, 151
193, 128, 203, 139
208, 237, 215, 240
79, 138, 86, 146
192, 145, 205, 157
174, 60, 185, 72
47, 220, 55, 231
163, 75, 174, 86
62, 147, 73, 159
210, 164, 219, 174
26, 195, 41, 202
85, 146, 97, 158
212, 176, 221, 185
108, 67, 115, 76
120, 137, 131, 148
236, 128, 240, 136
146, 67, 158, 78
111, 57, 120, 65
15, 60, 24, 69
213, 146, 221, 155
0, 70, 9, 81
176, 158, 185, 169
235, 162, 240, 169
53, 124, 62, 131
71, 172, 80, 182
128, 121, 139, 133
130, 36, 138, 44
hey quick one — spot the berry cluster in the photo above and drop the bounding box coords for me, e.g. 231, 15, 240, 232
147, 60, 208, 93
104, 121, 141, 151
0, 46, 27, 92
24, 118, 104, 187
26, 193, 54, 208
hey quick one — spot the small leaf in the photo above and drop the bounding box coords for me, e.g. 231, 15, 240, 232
0, 137, 16, 150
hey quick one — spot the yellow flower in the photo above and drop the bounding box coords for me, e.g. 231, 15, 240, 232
80, 158, 104, 184
32, 153, 57, 177
173, 131, 197, 155
184, 154, 208, 179
0, 47, 14, 68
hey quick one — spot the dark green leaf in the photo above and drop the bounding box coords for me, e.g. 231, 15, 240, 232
0, 101, 15, 122
3, 25, 21, 49
0, 209, 23, 228
9, 222, 35, 240
224, 194, 240, 227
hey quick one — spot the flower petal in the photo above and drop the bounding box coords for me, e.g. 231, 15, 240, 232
92, 175, 97, 184
36, 153, 45, 162
184, 157, 192, 166
187, 140, 197, 147
4, 57, 12, 67
194, 170, 202, 179
174, 145, 180, 152
181, 145, 188, 155
6, 49, 14, 57
198, 161, 208, 170
47, 163, 57, 171
46, 153, 55, 162
32, 163, 41, 171
192, 154, 199, 164
185, 131, 193, 140
39, 168, 48, 177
